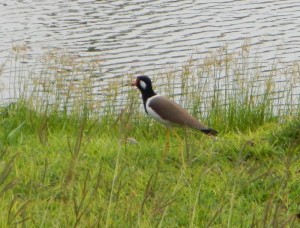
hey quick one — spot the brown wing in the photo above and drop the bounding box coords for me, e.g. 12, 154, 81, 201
148, 96, 208, 130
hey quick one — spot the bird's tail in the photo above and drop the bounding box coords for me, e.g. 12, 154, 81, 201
200, 128, 218, 136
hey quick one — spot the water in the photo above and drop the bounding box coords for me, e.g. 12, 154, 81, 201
1, 0, 300, 100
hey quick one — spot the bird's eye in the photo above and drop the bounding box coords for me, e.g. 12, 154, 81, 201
140, 81, 147, 90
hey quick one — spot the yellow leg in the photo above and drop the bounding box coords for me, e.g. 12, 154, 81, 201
163, 128, 170, 160
173, 130, 186, 169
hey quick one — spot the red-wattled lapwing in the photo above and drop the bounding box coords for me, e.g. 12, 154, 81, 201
131, 76, 217, 160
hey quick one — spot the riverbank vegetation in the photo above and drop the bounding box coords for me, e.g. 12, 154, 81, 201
0, 43, 299, 227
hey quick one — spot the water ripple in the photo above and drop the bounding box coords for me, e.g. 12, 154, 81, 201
1, 0, 300, 81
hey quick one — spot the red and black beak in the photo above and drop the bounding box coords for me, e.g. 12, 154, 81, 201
130, 78, 138, 86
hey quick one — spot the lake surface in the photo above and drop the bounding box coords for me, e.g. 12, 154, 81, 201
1, 0, 300, 100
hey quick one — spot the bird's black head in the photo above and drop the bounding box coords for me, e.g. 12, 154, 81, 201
131, 76, 157, 109
131, 76, 156, 97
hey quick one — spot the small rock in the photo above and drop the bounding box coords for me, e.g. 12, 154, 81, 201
126, 137, 138, 144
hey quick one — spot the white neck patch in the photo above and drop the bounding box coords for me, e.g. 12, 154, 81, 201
140, 80, 147, 90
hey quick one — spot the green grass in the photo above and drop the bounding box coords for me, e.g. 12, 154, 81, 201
0, 101, 299, 227
0, 42, 300, 227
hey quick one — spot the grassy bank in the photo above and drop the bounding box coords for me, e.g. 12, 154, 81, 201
0, 101, 299, 227
0, 43, 300, 227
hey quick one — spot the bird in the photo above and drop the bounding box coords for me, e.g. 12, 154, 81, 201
131, 75, 218, 136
